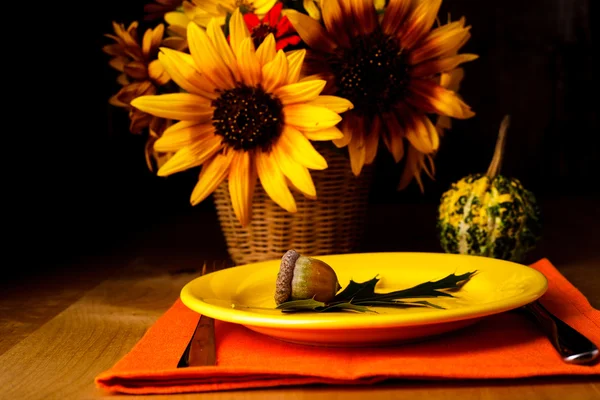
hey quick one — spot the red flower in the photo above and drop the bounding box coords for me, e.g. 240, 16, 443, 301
243, 2, 301, 51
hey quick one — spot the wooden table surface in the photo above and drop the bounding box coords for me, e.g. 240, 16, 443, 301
1, 196, 599, 399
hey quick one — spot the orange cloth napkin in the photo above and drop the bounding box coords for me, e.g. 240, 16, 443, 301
95, 258, 600, 394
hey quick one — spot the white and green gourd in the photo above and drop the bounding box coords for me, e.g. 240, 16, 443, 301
437, 116, 542, 262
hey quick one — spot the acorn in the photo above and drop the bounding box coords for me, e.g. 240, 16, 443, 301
274, 250, 342, 305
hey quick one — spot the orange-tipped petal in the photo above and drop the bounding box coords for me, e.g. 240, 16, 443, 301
407, 80, 475, 119
382, 112, 405, 162
322, 0, 350, 47
411, 54, 478, 77
381, 0, 413, 36
400, 0, 442, 50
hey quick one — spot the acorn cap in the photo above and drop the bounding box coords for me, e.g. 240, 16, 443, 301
274, 249, 300, 304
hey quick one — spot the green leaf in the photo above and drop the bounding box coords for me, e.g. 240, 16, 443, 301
357, 271, 478, 302
276, 298, 325, 312
333, 276, 380, 302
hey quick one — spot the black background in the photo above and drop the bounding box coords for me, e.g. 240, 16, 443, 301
12, 0, 598, 272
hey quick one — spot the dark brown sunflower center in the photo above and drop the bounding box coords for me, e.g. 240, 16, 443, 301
252, 24, 278, 49
330, 30, 410, 115
211, 85, 284, 152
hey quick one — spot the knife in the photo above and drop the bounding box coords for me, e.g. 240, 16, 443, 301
522, 300, 599, 365
177, 314, 216, 368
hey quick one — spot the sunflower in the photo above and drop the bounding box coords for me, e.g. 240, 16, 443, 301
104, 22, 186, 170
165, 0, 278, 37
131, 9, 353, 226
285, 0, 477, 187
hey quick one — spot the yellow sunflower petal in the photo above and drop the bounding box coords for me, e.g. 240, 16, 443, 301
256, 150, 297, 213
157, 134, 223, 176
279, 125, 327, 170
237, 37, 262, 87
400, 0, 442, 50
229, 8, 250, 55
411, 54, 478, 77
256, 33, 277, 66
403, 113, 439, 154
228, 150, 256, 227
148, 59, 171, 86
306, 95, 354, 113
190, 149, 235, 206
283, 104, 342, 132
381, 0, 412, 36
158, 48, 217, 98
131, 93, 214, 121
285, 49, 306, 85
364, 116, 381, 164
262, 50, 288, 93
382, 112, 405, 163
284, 9, 336, 52
206, 18, 242, 82
187, 21, 235, 89
273, 80, 326, 105
303, 126, 344, 141
154, 122, 215, 152
273, 142, 316, 198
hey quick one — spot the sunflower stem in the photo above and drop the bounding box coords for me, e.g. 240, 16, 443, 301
486, 115, 511, 179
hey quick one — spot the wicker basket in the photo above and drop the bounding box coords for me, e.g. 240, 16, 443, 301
213, 145, 373, 265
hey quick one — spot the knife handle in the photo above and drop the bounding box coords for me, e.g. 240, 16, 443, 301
523, 300, 599, 365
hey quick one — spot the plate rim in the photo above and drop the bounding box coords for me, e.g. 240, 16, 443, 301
180, 252, 548, 330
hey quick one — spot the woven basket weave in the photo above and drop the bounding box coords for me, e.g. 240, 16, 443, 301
213, 145, 373, 265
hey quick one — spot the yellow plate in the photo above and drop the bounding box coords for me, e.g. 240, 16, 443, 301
180, 252, 548, 347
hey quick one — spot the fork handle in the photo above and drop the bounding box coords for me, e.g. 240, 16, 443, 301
523, 301, 599, 365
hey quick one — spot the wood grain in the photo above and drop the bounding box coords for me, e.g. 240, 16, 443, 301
0, 263, 200, 400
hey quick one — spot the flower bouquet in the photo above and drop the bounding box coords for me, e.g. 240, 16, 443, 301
103, 0, 476, 264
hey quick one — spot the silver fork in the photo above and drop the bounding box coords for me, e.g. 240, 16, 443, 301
522, 300, 599, 365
